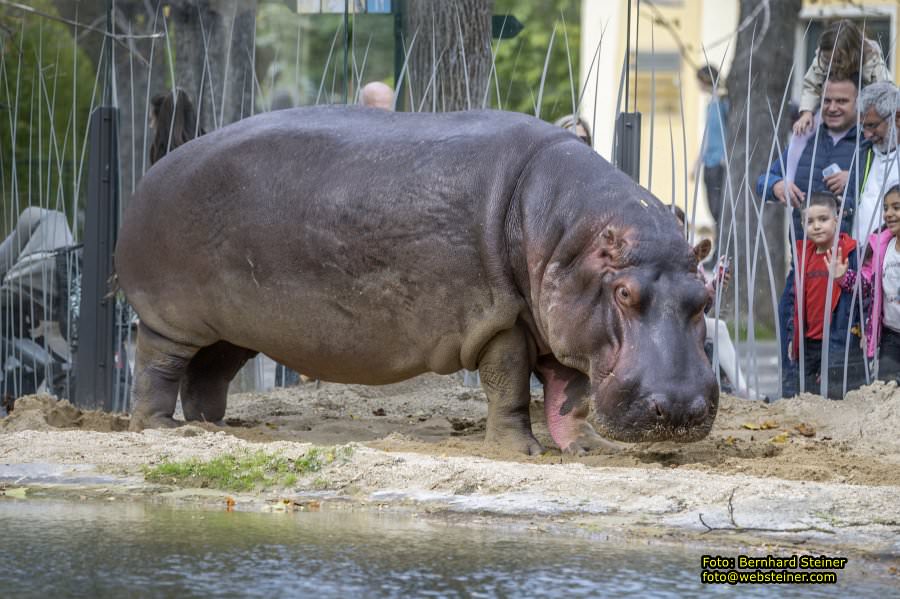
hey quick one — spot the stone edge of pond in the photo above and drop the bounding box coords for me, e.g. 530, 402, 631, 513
3, 474, 898, 563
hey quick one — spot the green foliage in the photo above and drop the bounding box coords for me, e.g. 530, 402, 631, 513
492, 0, 581, 123
143, 447, 354, 492
0, 1, 95, 230
728, 320, 777, 342
255, 4, 393, 108
255, 1, 579, 119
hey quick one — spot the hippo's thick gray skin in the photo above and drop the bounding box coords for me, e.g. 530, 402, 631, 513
116, 106, 718, 454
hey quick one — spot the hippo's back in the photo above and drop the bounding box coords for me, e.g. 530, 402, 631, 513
115, 107, 570, 382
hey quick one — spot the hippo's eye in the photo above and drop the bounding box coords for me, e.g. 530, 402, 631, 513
615, 285, 632, 305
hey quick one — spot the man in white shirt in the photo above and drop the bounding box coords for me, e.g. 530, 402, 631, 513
856, 81, 900, 244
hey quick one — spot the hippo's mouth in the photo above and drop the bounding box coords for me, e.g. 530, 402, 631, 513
592, 412, 717, 443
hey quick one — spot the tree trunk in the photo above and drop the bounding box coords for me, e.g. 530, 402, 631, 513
725, 0, 801, 332
169, 0, 257, 131
404, 0, 494, 112
112, 1, 168, 206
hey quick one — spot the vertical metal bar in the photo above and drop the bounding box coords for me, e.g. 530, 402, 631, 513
624, 0, 632, 113
343, 0, 350, 104
615, 112, 641, 182
393, 0, 405, 109
633, 0, 640, 113
74, 107, 119, 411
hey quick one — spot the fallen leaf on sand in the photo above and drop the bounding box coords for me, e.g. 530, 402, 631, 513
770, 432, 790, 444
743, 420, 778, 431
794, 423, 816, 437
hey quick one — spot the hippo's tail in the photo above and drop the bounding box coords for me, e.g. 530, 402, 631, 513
105, 271, 120, 300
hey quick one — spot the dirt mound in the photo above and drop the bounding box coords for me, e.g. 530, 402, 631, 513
0, 395, 129, 432
3, 373, 899, 487
301, 375, 900, 488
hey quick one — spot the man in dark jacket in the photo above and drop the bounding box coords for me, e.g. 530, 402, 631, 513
756, 74, 869, 398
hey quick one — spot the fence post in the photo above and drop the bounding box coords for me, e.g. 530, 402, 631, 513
75, 107, 119, 412
392, 0, 406, 110
614, 112, 642, 182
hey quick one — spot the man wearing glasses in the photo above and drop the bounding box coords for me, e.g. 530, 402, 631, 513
855, 81, 900, 243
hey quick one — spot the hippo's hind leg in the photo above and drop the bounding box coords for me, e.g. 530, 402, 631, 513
179, 341, 258, 424
129, 323, 200, 431
479, 325, 543, 456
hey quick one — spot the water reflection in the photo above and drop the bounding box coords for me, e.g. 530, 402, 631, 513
0, 500, 891, 598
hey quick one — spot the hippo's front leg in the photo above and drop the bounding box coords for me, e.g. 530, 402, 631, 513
536, 356, 621, 455
479, 326, 543, 455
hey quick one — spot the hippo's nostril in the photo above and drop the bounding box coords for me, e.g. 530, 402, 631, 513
689, 395, 708, 423
646, 393, 710, 428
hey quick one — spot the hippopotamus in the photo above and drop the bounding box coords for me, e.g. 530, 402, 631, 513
116, 105, 718, 454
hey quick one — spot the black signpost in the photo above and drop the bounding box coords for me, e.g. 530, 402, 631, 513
74, 107, 120, 412
614, 112, 642, 182
615, 0, 641, 182
492, 14, 523, 39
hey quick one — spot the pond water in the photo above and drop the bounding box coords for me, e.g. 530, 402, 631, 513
0, 499, 893, 598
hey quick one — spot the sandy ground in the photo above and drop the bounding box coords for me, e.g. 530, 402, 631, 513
1, 375, 900, 556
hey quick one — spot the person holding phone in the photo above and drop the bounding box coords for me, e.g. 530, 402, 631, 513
756, 74, 867, 397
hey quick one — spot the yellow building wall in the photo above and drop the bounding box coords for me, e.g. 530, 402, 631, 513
616, 0, 728, 227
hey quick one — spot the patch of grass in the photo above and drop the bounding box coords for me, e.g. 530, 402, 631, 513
723, 320, 777, 342
143, 446, 354, 492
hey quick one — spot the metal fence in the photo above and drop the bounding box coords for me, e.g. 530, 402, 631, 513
3, 2, 881, 414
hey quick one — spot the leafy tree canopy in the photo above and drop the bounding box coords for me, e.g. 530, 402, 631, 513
0, 0, 96, 228
492, 0, 581, 124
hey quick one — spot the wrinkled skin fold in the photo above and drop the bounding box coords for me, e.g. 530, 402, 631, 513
116, 106, 718, 454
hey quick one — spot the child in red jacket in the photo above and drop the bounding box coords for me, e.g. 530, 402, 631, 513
791, 192, 862, 396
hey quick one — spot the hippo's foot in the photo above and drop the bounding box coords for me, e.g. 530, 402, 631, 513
484, 424, 545, 456
129, 413, 181, 432
558, 421, 622, 456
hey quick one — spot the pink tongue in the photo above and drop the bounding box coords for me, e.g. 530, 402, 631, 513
542, 371, 571, 449
536, 359, 588, 451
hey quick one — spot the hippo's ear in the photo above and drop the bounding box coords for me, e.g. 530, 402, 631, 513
598, 228, 628, 263
584, 227, 631, 272
693, 239, 712, 264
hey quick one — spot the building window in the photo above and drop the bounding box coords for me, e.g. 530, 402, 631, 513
629, 51, 682, 115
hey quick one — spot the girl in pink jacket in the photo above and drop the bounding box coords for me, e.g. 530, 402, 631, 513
858, 185, 900, 379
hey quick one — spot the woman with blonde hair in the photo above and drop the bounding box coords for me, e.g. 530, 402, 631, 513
553, 114, 592, 147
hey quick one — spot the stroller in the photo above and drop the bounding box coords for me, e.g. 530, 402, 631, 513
0, 208, 82, 412
0, 207, 134, 414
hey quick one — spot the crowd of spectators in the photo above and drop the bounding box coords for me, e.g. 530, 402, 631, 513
696, 19, 900, 399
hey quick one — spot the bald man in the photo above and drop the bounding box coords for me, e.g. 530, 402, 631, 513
361, 81, 394, 111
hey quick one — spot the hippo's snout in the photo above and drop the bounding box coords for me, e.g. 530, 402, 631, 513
593, 375, 719, 443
